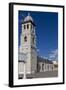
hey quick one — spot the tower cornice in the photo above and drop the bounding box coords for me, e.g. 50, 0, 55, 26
22, 20, 36, 26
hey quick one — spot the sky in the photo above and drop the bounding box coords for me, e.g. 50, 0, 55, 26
18, 10, 58, 60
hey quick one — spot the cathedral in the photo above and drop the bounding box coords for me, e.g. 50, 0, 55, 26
18, 13, 58, 79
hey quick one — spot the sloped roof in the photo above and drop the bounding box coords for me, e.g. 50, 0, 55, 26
24, 13, 33, 22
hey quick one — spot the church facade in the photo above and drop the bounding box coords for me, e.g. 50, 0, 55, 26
18, 14, 58, 78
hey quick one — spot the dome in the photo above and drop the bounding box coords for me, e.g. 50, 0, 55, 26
24, 13, 33, 22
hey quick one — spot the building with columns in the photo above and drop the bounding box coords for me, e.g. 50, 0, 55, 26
18, 13, 58, 79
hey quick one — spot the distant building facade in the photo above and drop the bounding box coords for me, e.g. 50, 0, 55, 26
18, 14, 58, 77
52, 60, 58, 71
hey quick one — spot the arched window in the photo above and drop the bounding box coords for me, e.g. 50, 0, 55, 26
27, 24, 29, 29
24, 36, 27, 42
24, 25, 26, 29
42, 63, 44, 70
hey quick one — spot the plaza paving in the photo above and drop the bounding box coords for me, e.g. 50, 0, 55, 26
19, 70, 58, 79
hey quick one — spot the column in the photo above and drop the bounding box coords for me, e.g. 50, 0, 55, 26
23, 63, 26, 79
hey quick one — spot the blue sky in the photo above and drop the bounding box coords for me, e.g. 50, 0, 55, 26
18, 11, 58, 60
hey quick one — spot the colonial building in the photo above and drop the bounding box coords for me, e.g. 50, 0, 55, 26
18, 13, 58, 78
19, 13, 37, 74
37, 56, 53, 72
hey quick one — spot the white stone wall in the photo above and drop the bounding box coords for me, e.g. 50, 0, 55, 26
31, 49, 37, 73
26, 53, 31, 74
19, 21, 37, 74
18, 62, 24, 74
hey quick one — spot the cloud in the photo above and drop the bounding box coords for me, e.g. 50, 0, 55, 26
49, 49, 58, 61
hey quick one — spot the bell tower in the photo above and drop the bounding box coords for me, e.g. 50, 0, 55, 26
20, 13, 37, 74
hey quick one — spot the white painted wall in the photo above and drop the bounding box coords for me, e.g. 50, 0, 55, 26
18, 62, 24, 74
